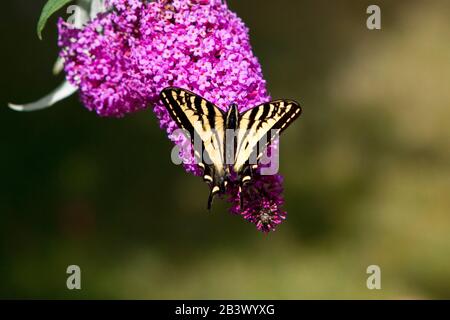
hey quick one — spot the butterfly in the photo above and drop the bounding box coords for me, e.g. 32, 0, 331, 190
160, 87, 302, 210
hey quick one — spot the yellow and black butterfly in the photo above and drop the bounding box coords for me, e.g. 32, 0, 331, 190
160, 87, 302, 210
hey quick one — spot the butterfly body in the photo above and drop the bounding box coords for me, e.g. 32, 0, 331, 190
160, 87, 302, 210
205, 103, 239, 206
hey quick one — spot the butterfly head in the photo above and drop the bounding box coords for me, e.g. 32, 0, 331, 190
207, 175, 229, 210
218, 175, 229, 193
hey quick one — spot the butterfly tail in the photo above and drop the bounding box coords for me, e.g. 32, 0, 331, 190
207, 185, 221, 211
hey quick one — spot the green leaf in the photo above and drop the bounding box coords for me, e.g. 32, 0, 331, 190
37, 0, 74, 40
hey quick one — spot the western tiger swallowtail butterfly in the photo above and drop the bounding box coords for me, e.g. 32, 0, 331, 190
160, 87, 302, 210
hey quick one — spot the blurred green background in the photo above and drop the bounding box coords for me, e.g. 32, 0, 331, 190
1, 0, 450, 299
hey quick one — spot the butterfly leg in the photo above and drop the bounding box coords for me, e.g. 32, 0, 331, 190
205, 167, 222, 211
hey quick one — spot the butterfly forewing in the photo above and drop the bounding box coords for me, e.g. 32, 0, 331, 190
233, 100, 302, 175
160, 88, 226, 178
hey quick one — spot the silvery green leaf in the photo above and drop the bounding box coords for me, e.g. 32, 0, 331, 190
37, 0, 74, 40
52, 57, 65, 75
8, 81, 77, 112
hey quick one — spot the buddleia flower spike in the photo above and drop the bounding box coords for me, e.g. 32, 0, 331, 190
21, 0, 297, 232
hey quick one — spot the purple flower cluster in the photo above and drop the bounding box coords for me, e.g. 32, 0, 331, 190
228, 174, 286, 233
58, 0, 287, 232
